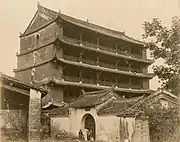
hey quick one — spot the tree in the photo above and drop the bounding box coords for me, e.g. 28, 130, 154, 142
142, 16, 180, 95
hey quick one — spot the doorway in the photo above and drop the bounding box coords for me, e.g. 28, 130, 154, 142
81, 114, 96, 141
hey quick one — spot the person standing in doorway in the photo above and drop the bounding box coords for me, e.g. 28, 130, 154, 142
78, 129, 84, 140
84, 128, 89, 141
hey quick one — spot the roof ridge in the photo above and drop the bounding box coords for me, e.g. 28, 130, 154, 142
117, 95, 146, 116
68, 93, 85, 104
0, 72, 47, 93
37, 4, 58, 17
38, 4, 125, 36
60, 13, 125, 35
22, 4, 145, 45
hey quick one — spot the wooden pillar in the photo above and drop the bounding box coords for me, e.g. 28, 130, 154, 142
97, 36, 99, 45
79, 70, 82, 81
129, 47, 131, 55
116, 60, 119, 69
128, 62, 131, 72
96, 56, 99, 66
96, 72, 100, 84
115, 77, 118, 87
79, 34, 82, 43
79, 52, 84, 62
116, 43, 118, 53
129, 77, 131, 89
28, 89, 41, 142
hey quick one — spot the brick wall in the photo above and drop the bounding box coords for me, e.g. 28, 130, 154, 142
20, 22, 59, 53
15, 62, 52, 83
17, 44, 54, 69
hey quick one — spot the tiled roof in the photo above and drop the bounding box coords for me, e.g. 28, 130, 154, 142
22, 4, 146, 46
42, 105, 69, 117
35, 77, 152, 94
97, 96, 144, 116
69, 88, 121, 108
116, 89, 179, 117
22, 4, 57, 36
56, 57, 154, 79
42, 101, 66, 109
0, 72, 47, 95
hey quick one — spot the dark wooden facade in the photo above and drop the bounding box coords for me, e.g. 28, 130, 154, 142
14, 4, 154, 103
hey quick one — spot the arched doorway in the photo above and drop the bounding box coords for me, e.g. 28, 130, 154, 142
81, 114, 96, 141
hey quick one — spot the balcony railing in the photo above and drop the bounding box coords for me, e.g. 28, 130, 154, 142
99, 80, 114, 86
117, 83, 130, 88
99, 62, 116, 69
63, 36, 143, 59
117, 66, 130, 72
63, 54, 79, 62
82, 58, 97, 66
62, 75, 143, 89
63, 54, 143, 73
81, 78, 96, 84
131, 68, 142, 73
63, 75, 80, 82
131, 84, 142, 89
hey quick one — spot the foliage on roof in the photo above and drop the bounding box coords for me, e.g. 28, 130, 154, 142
117, 89, 179, 117
97, 96, 144, 116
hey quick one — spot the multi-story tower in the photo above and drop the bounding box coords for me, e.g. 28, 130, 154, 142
14, 4, 154, 103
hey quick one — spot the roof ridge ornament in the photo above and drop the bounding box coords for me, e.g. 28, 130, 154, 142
58, 8, 61, 14
37, 1, 41, 9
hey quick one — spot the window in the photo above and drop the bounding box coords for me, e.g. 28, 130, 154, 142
36, 34, 40, 40
36, 34, 40, 45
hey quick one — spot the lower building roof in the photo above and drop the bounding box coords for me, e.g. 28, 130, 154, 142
42, 105, 69, 117
69, 88, 120, 108
116, 89, 179, 117
97, 96, 144, 116
0, 72, 47, 97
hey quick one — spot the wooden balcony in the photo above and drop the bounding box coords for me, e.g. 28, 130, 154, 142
63, 54, 143, 73
62, 75, 142, 89
63, 75, 80, 82
63, 36, 143, 60
99, 62, 116, 70
99, 80, 114, 86
131, 84, 143, 89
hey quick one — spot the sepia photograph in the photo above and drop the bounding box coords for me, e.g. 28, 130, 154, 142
0, 0, 180, 141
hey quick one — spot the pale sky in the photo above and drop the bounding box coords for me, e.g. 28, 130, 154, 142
0, 0, 179, 90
